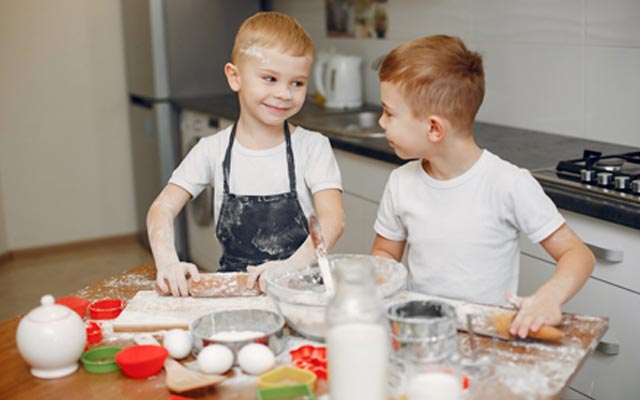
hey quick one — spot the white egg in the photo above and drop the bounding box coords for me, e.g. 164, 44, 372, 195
197, 344, 234, 374
162, 329, 193, 359
237, 343, 275, 375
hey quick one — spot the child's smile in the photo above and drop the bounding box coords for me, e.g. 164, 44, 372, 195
232, 48, 312, 127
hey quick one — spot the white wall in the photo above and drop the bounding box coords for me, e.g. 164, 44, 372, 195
0, 0, 136, 250
0, 172, 7, 254
272, 0, 640, 148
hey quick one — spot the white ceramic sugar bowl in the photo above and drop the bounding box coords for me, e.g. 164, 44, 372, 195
16, 294, 86, 378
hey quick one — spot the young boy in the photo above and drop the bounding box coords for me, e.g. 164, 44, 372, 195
371, 35, 595, 338
147, 12, 344, 297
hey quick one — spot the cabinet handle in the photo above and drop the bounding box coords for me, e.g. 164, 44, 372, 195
585, 243, 623, 263
596, 340, 620, 356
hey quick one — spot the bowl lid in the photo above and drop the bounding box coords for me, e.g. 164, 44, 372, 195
27, 295, 73, 323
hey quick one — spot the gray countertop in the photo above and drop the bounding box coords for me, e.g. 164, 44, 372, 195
173, 94, 639, 230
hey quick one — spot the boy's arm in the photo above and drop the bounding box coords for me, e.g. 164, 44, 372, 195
147, 183, 200, 297
510, 223, 595, 338
371, 234, 406, 262
246, 188, 345, 290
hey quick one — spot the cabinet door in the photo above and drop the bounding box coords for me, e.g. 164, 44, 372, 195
561, 388, 595, 400
334, 149, 393, 202
332, 192, 379, 255
519, 254, 640, 400
520, 210, 640, 293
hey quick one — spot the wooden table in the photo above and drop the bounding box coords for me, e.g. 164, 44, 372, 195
0, 264, 608, 399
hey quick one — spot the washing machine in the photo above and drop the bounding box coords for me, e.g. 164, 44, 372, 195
179, 110, 233, 271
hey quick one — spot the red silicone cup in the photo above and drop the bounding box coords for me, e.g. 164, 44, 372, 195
56, 296, 90, 318
89, 298, 126, 319
290, 345, 327, 380
86, 321, 103, 345
115, 345, 168, 379
311, 365, 328, 381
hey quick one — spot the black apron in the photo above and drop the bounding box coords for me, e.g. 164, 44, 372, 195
215, 121, 309, 272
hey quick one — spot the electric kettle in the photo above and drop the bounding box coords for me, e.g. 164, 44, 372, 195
314, 52, 363, 109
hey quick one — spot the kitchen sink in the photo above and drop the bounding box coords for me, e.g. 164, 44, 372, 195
295, 110, 386, 139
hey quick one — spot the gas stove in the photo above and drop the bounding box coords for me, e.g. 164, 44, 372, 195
531, 150, 640, 206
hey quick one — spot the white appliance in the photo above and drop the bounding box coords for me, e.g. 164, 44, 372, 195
121, 0, 260, 256
314, 52, 363, 109
180, 110, 233, 271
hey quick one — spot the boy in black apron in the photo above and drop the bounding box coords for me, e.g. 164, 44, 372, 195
147, 12, 344, 296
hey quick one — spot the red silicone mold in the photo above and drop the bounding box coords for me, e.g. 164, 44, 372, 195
115, 345, 168, 379
89, 298, 126, 319
289, 345, 327, 380
85, 320, 103, 345
56, 296, 89, 318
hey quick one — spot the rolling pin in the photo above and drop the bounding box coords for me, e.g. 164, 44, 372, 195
492, 311, 564, 341
155, 272, 262, 297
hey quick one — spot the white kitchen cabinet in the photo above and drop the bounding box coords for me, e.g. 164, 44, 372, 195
562, 388, 595, 400
332, 149, 395, 254
520, 210, 640, 293
331, 192, 379, 255
334, 149, 394, 203
518, 210, 640, 400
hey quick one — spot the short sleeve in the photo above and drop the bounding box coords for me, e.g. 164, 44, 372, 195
374, 170, 407, 241
510, 169, 565, 243
303, 135, 342, 193
168, 138, 215, 198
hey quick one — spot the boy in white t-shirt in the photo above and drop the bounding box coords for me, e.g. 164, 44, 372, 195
371, 35, 595, 338
146, 12, 344, 296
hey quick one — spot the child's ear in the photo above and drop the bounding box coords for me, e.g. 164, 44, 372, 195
224, 62, 241, 92
426, 115, 447, 142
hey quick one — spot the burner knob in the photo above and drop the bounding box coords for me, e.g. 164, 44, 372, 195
632, 179, 640, 194
614, 176, 630, 190
581, 169, 595, 183
596, 172, 613, 186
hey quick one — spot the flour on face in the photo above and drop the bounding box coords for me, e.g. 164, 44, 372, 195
241, 44, 269, 63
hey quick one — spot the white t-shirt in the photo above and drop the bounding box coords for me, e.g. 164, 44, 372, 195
374, 150, 564, 305
169, 125, 342, 224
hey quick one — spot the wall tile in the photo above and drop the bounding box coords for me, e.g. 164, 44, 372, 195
387, 0, 472, 41
273, 0, 640, 147
471, 0, 583, 45
585, 46, 640, 147
475, 41, 584, 138
586, 0, 640, 47
270, 0, 326, 38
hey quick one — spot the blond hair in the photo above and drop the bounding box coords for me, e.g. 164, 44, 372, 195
379, 35, 484, 130
231, 12, 314, 63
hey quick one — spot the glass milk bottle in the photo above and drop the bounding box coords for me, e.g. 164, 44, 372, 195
326, 257, 388, 400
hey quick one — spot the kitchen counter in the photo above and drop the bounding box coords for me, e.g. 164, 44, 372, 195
173, 94, 640, 230
0, 264, 607, 399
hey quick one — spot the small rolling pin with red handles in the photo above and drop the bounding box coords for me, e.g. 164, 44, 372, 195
155, 273, 262, 297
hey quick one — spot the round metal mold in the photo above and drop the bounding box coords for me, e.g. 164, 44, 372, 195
190, 309, 286, 358
386, 300, 458, 363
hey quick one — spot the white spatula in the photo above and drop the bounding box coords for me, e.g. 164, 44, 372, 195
309, 214, 335, 295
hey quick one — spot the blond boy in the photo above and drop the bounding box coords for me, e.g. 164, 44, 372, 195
147, 12, 344, 296
371, 35, 594, 338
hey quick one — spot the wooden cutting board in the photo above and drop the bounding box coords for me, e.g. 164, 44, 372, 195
112, 290, 277, 332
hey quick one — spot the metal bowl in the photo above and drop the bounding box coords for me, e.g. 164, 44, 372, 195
264, 254, 408, 341
190, 309, 286, 357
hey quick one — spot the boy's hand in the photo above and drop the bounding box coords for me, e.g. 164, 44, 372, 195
505, 290, 562, 339
156, 261, 201, 297
246, 260, 286, 293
